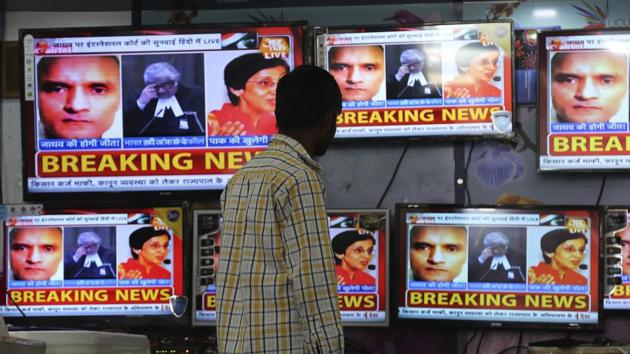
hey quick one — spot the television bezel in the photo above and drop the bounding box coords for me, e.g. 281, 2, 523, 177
537, 27, 630, 174
2, 200, 192, 330
312, 20, 516, 143
190, 208, 391, 327
19, 22, 308, 202
393, 203, 603, 330
602, 206, 630, 312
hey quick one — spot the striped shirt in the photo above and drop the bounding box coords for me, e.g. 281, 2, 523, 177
217, 134, 344, 354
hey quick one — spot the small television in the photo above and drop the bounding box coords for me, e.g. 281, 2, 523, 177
602, 208, 630, 310
191, 209, 389, 327
395, 204, 601, 329
0, 205, 187, 326
538, 28, 630, 172
20, 23, 305, 200
314, 21, 513, 139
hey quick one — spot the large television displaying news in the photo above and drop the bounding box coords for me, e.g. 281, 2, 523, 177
20, 24, 305, 200
395, 204, 601, 329
192, 209, 389, 327
538, 28, 630, 172
0, 205, 187, 326
314, 21, 513, 139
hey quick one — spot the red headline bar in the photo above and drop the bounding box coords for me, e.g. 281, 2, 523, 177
36, 148, 264, 177
549, 133, 630, 156
337, 106, 503, 127
8, 287, 173, 305
406, 290, 589, 311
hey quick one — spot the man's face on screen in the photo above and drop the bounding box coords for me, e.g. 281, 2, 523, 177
38, 56, 120, 139
410, 227, 467, 282
329, 46, 384, 101
10, 228, 62, 280
551, 51, 628, 123
617, 226, 630, 275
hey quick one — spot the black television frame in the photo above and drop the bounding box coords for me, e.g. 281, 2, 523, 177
537, 27, 630, 173
393, 203, 603, 330
190, 208, 391, 328
1, 200, 192, 330
19, 22, 308, 202
313, 20, 516, 143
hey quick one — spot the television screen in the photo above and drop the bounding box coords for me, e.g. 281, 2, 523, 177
192, 209, 389, 326
0, 206, 186, 321
395, 204, 601, 329
314, 21, 513, 139
20, 24, 304, 199
538, 28, 630, 172
603, 208, 630, 310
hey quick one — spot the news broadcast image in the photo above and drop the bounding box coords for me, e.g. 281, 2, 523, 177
398, 207, 600, 327
193, 210, 389, 326
21, 26, 303, 196
0, 207, 184, 318
316, 21, 513, 139
539, 30, 630, 171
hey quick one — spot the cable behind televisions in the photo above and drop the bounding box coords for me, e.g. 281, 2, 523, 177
464, 142, 476, 206
461, 330, 478, 354
475, 330, 486, 354
516, 329, 524, 354
376, 141, 410, 208
7, 290, 35, 328
595, 173, 608, 206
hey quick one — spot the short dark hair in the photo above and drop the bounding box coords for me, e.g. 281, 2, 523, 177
275, 65, 342, 132
37, 56, 120, 83
10, 227, 62, 242
331, 230, 375, 265
128, 227, 170, 259
224, 53, 290, 105
540, 228, 588, 263
455, 42, 500, 74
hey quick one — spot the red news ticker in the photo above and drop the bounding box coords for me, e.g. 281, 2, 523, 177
406, 290, 589, 311
549, 133, 630, 156
337, 106, 503, 127
8, 287, 173, 305
36, 148, 264, 177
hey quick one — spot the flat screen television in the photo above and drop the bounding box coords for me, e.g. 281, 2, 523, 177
395, 204, 601, 329
314, 21, 513, 139
19, 24, 305, 200
192, 209, 389, 327
0, 205, 187, 327
603, 208, 630, 310
538, 28, 630, 172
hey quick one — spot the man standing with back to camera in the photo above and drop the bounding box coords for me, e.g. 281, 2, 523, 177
217, 66, 344, 353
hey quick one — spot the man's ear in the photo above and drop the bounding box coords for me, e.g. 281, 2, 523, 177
229, 87, 243, 98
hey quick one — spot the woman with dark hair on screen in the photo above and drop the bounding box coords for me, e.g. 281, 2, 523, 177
332, 230, 376, 286
207, 53, 290, 136
528, 229, 588, 285
118, 227, 171, 279
444, 42, 502, 98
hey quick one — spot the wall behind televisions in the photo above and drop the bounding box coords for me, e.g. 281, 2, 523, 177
4, 0, 630, 353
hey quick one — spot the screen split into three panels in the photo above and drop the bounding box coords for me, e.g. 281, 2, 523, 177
315, 21, 514, 139
396, 205, 602, 329
0, 207, 185, 320
21, 25, 304, 197
192, 209, 390, 327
